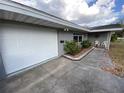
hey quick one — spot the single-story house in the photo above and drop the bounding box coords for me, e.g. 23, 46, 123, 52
0, 0, 123, 79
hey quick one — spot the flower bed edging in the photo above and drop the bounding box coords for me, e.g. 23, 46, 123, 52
63, 47, 95, 61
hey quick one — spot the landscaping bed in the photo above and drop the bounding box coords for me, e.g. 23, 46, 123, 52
64, 47, 94, 61
63, 40, 94, 60
66, 47, 92, 58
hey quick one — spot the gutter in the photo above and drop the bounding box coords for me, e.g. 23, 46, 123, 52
90, 28, 123, 32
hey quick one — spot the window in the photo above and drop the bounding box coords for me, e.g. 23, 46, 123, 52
79, 36, 82, 42
73, 33, 83, 42
73, 36, 78, 42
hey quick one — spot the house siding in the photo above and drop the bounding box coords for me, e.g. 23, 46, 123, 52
58, 31, 73, 56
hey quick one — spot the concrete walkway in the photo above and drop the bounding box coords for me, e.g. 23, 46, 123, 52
74, 48, 114, 68
0, 48, 124, 93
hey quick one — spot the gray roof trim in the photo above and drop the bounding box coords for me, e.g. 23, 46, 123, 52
91, 28, 123, 32
0, 0, 90, 32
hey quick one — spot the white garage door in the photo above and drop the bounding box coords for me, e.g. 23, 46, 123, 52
1, 23, 58, 74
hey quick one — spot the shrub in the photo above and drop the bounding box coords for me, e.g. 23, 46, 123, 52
64, 41, 80, 55
111, 34, 117, 42
81, 40, 91, 48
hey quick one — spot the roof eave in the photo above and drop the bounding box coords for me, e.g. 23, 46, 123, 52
0, 0, 90, 32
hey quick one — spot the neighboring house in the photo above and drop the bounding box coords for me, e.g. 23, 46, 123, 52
0, 0, 123, 79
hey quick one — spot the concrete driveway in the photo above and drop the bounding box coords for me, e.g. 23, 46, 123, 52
0, 48, 124, 93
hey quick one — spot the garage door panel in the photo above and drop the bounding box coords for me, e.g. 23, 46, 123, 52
1, 24, 58, 74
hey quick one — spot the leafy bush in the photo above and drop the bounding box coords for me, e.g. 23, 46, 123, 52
81, 40, 91, 48
111, 34, 117, 42
116, 31, 124, 37
64, 41, 80, 55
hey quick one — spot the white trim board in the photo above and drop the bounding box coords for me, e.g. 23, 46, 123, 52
91, 28, 123, 32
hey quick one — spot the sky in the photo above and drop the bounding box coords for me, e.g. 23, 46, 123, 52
12, 0, 124, 27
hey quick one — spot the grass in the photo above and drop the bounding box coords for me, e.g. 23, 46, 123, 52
109, 39, 124, 76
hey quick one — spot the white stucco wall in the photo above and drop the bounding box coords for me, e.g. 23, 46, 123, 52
0, 22, 58, 74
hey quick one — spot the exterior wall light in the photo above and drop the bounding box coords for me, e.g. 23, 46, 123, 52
64, 28, 69, 31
